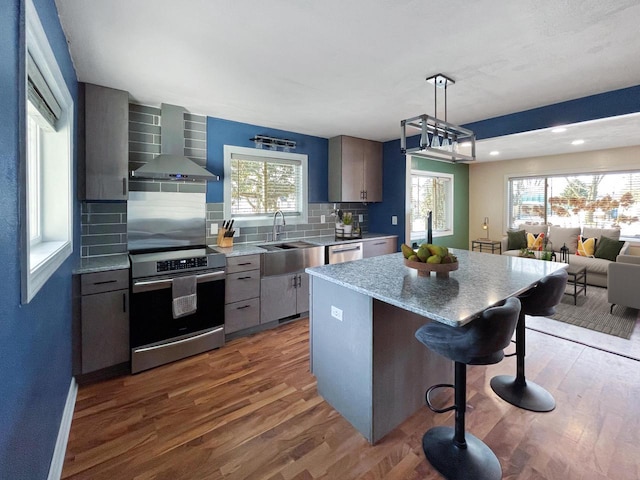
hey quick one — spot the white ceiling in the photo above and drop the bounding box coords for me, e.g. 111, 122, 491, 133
55, 0, 640, 161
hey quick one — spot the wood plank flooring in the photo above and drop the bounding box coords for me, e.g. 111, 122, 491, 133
62, 318, 640, 479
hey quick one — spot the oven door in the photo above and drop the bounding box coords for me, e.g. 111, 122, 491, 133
130, 269, 225, 373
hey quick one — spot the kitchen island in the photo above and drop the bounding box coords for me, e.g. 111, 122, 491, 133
306, 250, 566, 443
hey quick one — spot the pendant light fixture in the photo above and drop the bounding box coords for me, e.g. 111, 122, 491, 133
400, 74, 476, 163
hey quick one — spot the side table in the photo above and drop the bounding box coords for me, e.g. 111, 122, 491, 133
472, 239, 502, 254
564, 264, 587, 305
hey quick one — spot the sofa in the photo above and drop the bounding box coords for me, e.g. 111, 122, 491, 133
500, 225, 631, 287
608, 254, 640, 312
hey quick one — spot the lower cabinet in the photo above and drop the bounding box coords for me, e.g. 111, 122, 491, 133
260, 272, 309, 324
80, 270, 129, 374
362, 236, 397, 258
225, 254, 261, 334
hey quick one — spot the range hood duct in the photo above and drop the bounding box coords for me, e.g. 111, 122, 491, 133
132, 103, 219, 181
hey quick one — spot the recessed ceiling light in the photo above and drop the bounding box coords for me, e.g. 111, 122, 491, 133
571, 139, 585, 145
551, 127, 567, 133
489, 151, 500, 156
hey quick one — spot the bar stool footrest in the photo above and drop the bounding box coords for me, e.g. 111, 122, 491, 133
425, 383, 455, 413
490, 374, 556, 412
423, 426, 502, 480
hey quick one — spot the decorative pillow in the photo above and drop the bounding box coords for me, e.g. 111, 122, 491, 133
527, 232, 545, 250
548, 226, 580, 254
576, 235, 597, 257
594, 235, 625, 261
507, 229, 527, 251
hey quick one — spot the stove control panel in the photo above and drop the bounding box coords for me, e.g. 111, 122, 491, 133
156, 256, 208, 272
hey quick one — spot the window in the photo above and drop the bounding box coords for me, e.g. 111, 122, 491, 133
223, 145, 308, 226
508, 171, 640, 239
22, 0, 74, 303
410, 170, 454, 241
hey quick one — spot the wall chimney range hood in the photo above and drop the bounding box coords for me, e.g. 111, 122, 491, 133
131, 103, 219, 181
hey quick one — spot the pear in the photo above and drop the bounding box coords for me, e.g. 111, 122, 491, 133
408, 254, 419, 262
426, 254, 442, 264
401, 244, 416, 259
417, 246, 430, 262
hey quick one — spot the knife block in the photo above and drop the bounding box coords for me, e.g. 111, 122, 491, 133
217, 229, 234, 247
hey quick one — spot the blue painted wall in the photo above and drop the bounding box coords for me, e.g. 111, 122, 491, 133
206, 118, 328, 204
465, 85, 640, 140
368, 138, 470, 251
0, 1, 79, 478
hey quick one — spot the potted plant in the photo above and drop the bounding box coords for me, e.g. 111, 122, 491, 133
342, 212, 353, 234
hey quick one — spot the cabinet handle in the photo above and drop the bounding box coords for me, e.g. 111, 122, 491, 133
292, 276, 297, 288
237, 276, 252, 280
122, 292, 127, 313
373, 242, 385, 245
93, 279, 117, 286
122, 177, 127, 196
364, 190, 368, 200
236, 304, 251, 310
297, 275, 302, 288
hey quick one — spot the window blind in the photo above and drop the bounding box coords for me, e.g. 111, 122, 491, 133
230, 152, 303, 216
27, 51, 61, 130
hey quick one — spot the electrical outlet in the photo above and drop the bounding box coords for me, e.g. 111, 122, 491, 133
358, 214, 363, 222
321, 214, 326, 223
331, 306, 343, 321
233, 228, 240, 237
210, 223, 218, 235
392, 215, 398, 225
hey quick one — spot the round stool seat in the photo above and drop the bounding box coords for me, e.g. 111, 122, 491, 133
415, 297, 521, 365
519, 268, 568, 317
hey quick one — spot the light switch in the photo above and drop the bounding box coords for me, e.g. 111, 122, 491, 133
210, 223, 218, 235
321, 214, 326, 223
391, 215, 398, 225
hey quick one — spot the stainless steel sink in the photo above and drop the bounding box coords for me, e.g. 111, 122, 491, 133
258, 241, 325, 276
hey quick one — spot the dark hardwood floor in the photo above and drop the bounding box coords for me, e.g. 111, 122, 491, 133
62, 318, 640, 479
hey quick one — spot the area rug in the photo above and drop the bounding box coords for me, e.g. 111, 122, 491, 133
550, 286, 637, 339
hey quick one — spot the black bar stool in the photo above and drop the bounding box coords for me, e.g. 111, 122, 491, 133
415, 297, 521, 480
490, 268, 568, 412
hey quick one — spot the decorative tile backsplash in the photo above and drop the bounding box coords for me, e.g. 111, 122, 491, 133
81, 202, 128, 257
205, 202, 369, 246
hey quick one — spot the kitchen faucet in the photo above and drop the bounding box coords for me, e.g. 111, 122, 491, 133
272, 210, 286, 241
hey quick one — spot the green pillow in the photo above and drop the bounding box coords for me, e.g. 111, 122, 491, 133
594, 235, 625, 261
507, 230, 527, 251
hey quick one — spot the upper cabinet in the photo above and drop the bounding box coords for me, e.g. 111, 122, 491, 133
80, 83, 129, 200
328, 135, 382, 203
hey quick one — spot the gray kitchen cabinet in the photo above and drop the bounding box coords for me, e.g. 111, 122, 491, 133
329, 135, 383, 202
260, 272, 309, 324
82, 83, 129, 200
225, 255, 261, 334
80, 269, 129, 374
362, 236, 398, 258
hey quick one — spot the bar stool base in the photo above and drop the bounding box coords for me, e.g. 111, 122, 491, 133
490, 375, 556, 412
422, 426, 502, 480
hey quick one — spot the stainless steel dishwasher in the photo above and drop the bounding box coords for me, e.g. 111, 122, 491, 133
326, 242, 363, 264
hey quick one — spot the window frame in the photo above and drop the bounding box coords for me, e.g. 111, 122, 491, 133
21, 0, 74, 304
409, 169, 454, 242
223, 145, 308, 227
506, 170, 640, 240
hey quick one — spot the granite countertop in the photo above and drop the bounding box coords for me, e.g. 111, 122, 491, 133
306, 249, 567, 327
210, 233, 397, 257
74, 254, 130, 274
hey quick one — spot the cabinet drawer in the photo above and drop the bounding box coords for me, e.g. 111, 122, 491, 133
227, 254, 261, 274
225, 270, 260, 303
363, 237, 397, 258
225, 297, 260, 334
81, 269, 129, 295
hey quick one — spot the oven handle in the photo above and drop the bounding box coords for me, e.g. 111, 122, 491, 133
133, 326, 224, 354
132, 270, 225, 293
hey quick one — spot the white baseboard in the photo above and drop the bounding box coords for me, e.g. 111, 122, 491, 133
47, 378, 77, 480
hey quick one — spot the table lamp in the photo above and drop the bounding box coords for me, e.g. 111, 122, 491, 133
481, 217, 489, 240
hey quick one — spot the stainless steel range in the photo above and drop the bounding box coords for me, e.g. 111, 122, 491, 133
127, 192, 226, 374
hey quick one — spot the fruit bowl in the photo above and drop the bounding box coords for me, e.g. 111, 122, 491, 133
404, 258, 459, 278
